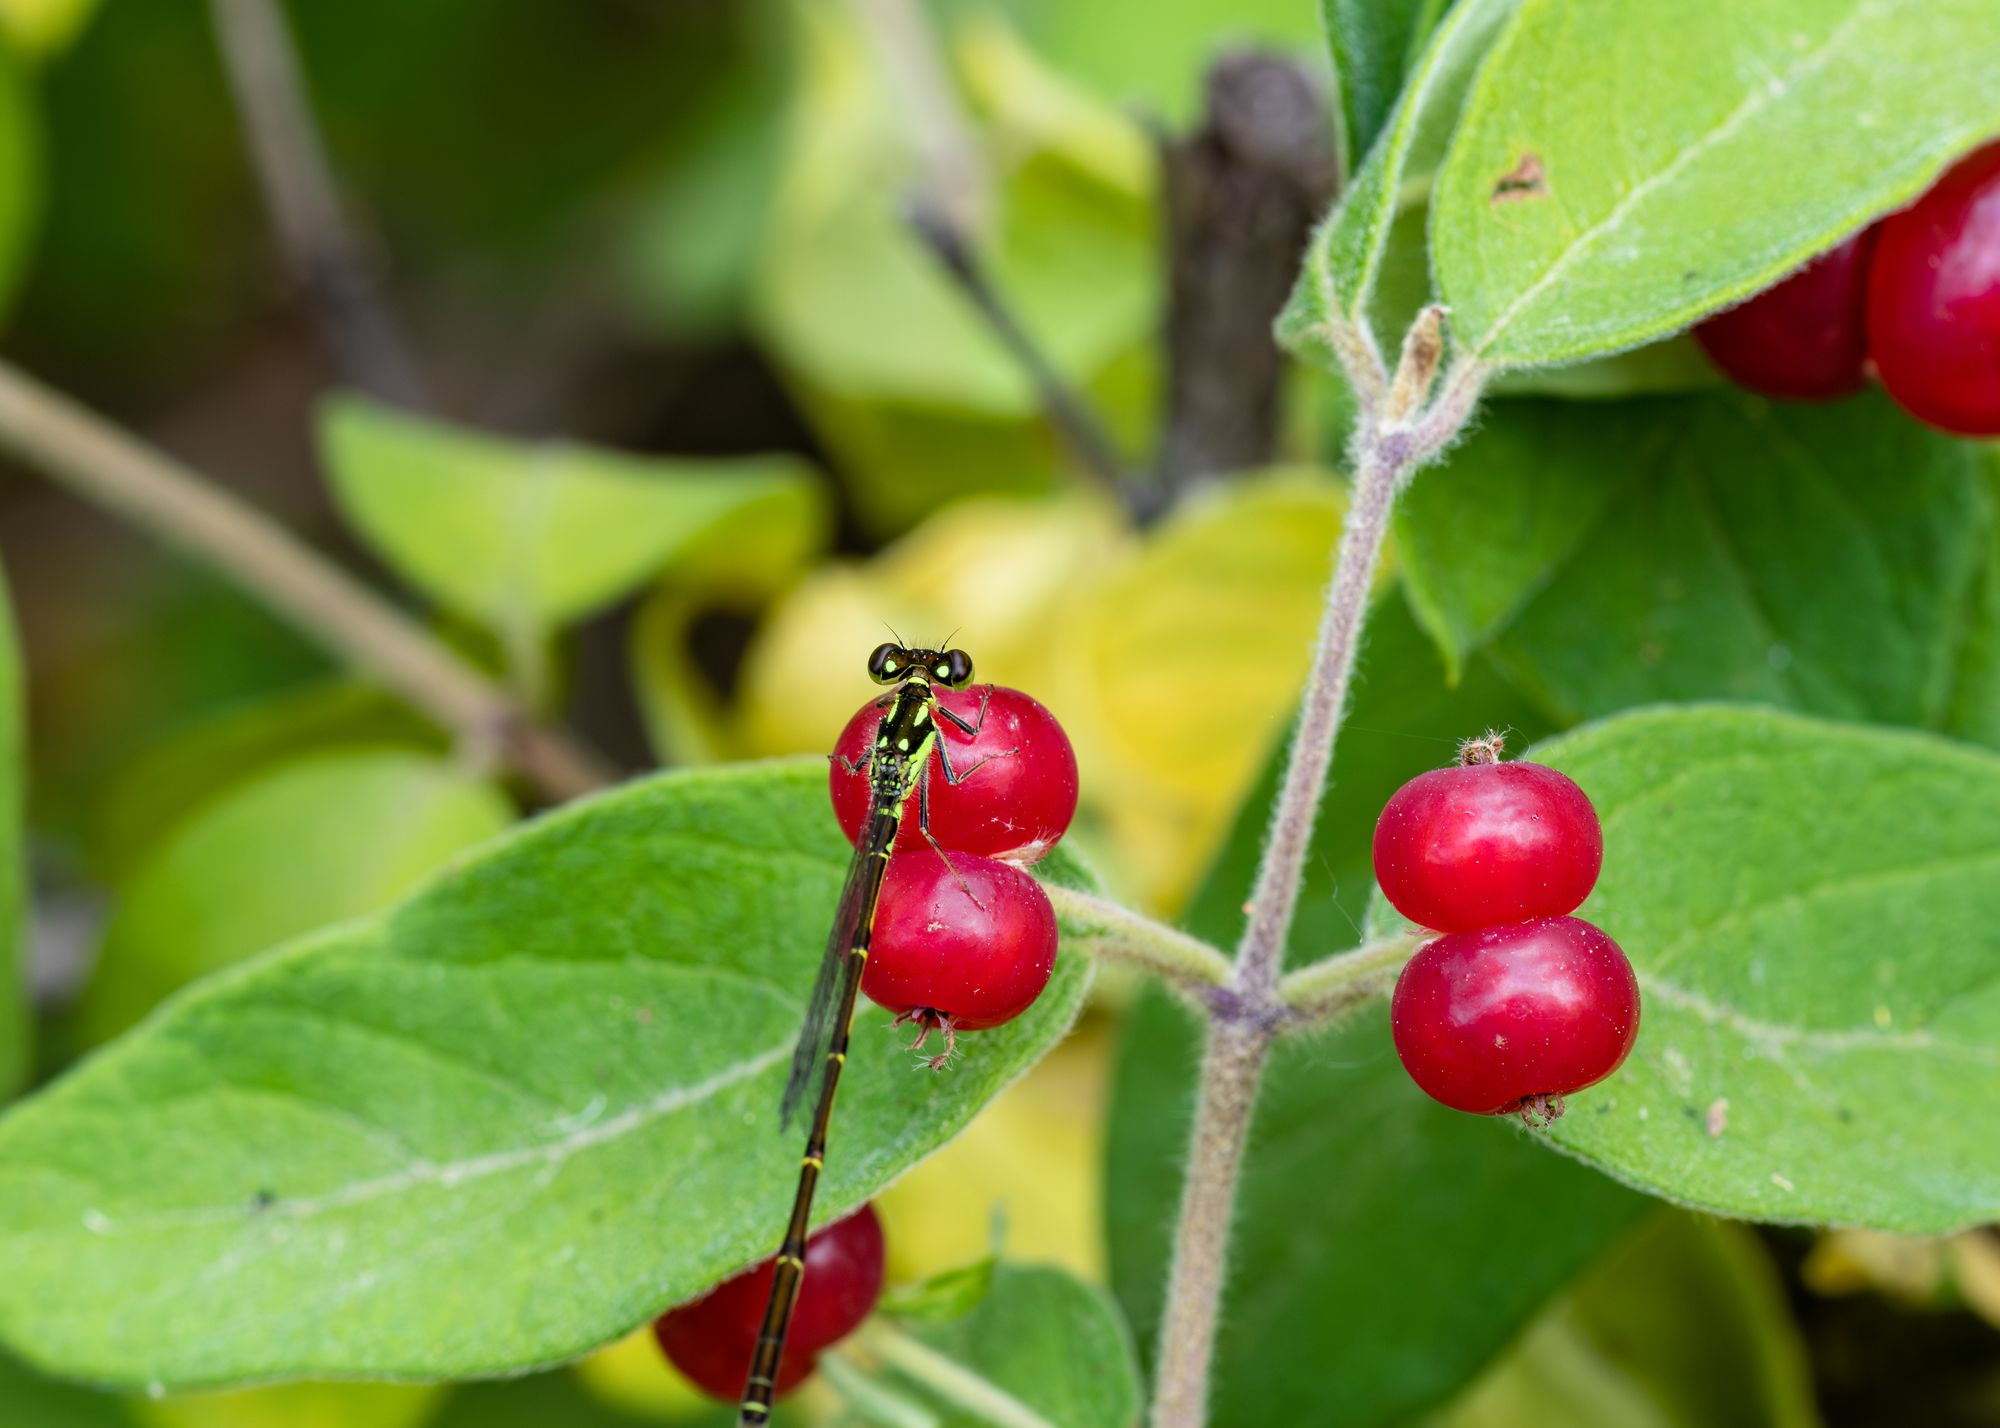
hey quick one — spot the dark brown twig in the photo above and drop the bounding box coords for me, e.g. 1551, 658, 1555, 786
208, 0, 427, 407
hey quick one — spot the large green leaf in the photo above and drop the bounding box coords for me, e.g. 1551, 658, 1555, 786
1433, 0, 2000, 370
871, 1264, 1143, 1428
1278, 0, 1517, 374
1409, 705, 2000, 1233
1394, 391, 1993, 732
0, 762, 1095, 1387
1106, 601, 1646, 1428
1320, 0, 1447, 172
0, 560, 25, 1096
318, 396, 827, 642
1432, 1213, 1820, 1428
78, 751, 514, 1045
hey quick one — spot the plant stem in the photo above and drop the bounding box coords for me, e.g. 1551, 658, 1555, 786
0, 360, 614, 802
1148, 332, 1486, 1428
1278, 932, 1419, 1026
1148, 1018, 1269, 1428
1042, 884, 1232, 998
207, 0, 427, 407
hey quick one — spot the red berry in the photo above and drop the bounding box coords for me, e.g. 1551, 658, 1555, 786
1693, 228, 1875, 399
1372, 751, 1602, 934
1867, 140, 2000, 436
830, 685, 1079, 864
653, 1205, 885, 1401
1391, 916, 1640, 1118
863, 849, 1058, 1044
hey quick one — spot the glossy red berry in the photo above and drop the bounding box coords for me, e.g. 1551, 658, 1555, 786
830, 685, 1079, 864
654, 1205, 885, 1401
863, 849, 1058, 1049
1372, 746, 1602, 934
1391, 916, 1640, 1118
1867, 140, 2000, 436
1693, 228, 1875, 399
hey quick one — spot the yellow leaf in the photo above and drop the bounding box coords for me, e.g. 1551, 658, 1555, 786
1046, 470, 1347, 911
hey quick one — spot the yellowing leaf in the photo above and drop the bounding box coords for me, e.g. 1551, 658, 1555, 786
1048, 471, 1347, 910
877, 1023, 1112, 1284
0, 0, 96, 55
730, 491, 1119, 761
133, 1383, 440, 1428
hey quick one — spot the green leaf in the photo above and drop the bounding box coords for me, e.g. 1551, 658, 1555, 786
0, 35, 38, 324
1107, 600, 1648, 1428
86, 682, 442, 882
872, 1264, 1143, 1428
1394, 392, 1994, 729
752, 10, 1156, 532
1278, 0, 1518, 372
878, 1255, 997, 1323
318, 396, 827, 640
1434, 1214, 1820, 1428
1495, 705, 2000, 1233
0, 762, 1096, 1387
965, 0, 1323, 128
1320, 0, 1447, 172
77, 751, 515, 1045
0, 560, 26, 1096
1432, 0, 2000, 370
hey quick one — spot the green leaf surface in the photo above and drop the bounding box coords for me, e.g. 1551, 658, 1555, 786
1107, 600, 1647, 1428
1436, 705, 2000, 1232
1279, 0, 1517, 371
1320, 0, 1447, 172
0, 36, 38, 323
78, 751, 515, 1045
86, 682, 442, 883
0, 561, 26, 1096
878, 1255, 997, 1323
0, 762, 1095, 1387
1432, 0, 2000, 369
1394, 392, 1994, 733
875, 1264, 1142, 1428
319, 396, 826, 639
1432, 1213, 1820, 1428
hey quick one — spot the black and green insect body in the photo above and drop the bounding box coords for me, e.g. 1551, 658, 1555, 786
737, 641, 981, 1426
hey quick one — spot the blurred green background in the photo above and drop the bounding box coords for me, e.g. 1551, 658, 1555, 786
0, 1, 1996, 1425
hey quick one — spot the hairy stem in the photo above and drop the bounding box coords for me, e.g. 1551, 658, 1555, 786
1149, 331, 1486, 1428
0, 360, 613, 801
1042, 884, 1232, 998
1278, 932, 1419, 1026
208, 0, 426, 407
1148, 1019, 1269, 1426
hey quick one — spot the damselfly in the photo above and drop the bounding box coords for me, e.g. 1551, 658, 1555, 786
737, 640, 1003, 1426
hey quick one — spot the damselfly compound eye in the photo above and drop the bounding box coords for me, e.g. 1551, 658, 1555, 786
866, 642, 904, 684
941, 648, 974, 688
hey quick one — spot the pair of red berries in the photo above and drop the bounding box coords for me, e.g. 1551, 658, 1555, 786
655, 682, 1078, 1401
1375, 736, 1640, 1121
1695, 140, 2000, 435
828, 682, 1079, 1055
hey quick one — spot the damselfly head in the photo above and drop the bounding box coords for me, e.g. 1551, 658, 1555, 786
866, 643, 975, 689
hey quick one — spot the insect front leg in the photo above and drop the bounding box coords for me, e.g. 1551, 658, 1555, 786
915, 765, 985, 910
